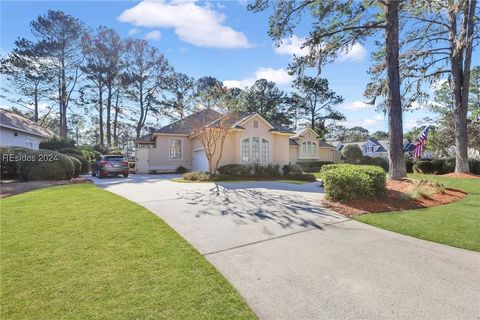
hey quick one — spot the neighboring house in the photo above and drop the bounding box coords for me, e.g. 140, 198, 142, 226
330, 138, 420, 159
134, 109, 338, 173
0, 108, 53, 150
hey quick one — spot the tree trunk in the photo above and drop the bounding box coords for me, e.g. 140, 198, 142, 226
106, 86, 112, 146
99, 87, 104, 147
33, 85, 39, 123
385, 0, 406, 180
60, 59, 68, 138
113, 90, 120, 146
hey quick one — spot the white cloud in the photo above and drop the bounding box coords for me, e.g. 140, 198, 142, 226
128, 27, 139, 36
404, 118, 417, 130
223, 67, 293, 88
274, 35, 309, 57
144, 30, 161, 41
118, 0, 252, 48
338, 43, 367, 63
341, 101, 372, 111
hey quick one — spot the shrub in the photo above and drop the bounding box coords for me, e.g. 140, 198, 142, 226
183, 171, 210, 181
286, 173, 317, 182
217, 164, 251, 177
362, 156, 388, 171
251, 164, 280, 177
17, 150, 75, 181
66, 153, 90, 173
39, 136, 75, 150
341, 145, 364, 164
57, 148, 83, 156
405, 158, 414, 173
431, 159, 446, 174
217, 164, 280, 178
296, 161, 333, 172
176, 166, 189, 174
282, 164, 303, 175
408, 179, 446, 200
108, 149, 124, 156
468, 159, 480, 174
68, 155, 82, 177
0, 146, 30, 179
321, 164, 387, 201
444, 158, 456, 173
413, 160, 436, 174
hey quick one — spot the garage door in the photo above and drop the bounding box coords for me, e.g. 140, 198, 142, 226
193, 150, 209, 172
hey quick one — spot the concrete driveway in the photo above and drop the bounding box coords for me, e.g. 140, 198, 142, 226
92, 174, 480, 320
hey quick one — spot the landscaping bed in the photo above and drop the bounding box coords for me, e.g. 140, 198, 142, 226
323, 178, 466, 216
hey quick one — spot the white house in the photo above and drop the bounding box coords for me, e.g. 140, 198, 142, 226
0, 108, 53, 149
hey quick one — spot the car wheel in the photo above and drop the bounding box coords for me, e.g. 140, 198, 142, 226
123, 174, 129, 178
98, 170, 104, 179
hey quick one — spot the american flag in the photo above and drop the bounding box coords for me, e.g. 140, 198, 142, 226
412, 126, 430, 158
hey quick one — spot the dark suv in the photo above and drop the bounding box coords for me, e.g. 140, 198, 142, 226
92, 155, 129, 178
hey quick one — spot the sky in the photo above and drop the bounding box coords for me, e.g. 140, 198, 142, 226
1, 0, 476, 133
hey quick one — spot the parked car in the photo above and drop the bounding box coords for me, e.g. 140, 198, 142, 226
91, 155, 129, 178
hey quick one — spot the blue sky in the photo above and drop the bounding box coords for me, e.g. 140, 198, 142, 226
2, 0, 474, 132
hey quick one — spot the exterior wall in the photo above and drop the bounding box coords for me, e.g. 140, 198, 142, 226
289, 146, 298, 163
272, 135, 290, 166
141, 134, 192, 172
318, 148, 336, 162
0, 127, 43, 149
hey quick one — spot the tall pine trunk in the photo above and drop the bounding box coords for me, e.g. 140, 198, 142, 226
99, 87, 104, 147
385, 0, 406, 180
113, 90, 120, 146
106, 86, 112, 146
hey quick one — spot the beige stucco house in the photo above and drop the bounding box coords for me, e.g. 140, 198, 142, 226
134, 109, 337, 173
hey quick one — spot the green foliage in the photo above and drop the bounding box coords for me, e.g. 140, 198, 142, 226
183, 171, 210, 182
284, 173, 317, 182
67, 153, 90, 173
107, 149, 124, 156
407, 179, 446, 200
67, 155, 82, 177
251, 163, 280, 177
405, 158, 414, 173
217, 164, 280, 178
17, 150, 75, 181
39, 136, 75, 150
468, 159, 480, 174
295, 161, 333, 172
282, 164, 303, 175
321, 164, 386, 201
57, 148, 83, 156
341, 144, 364, 164
362, 156, 388, 171
0, 147, 29, 179
175, 166, 189, 174
80, 149, 101, 161
413, 161, 436, 174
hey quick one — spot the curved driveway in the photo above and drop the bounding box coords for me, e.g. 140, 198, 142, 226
92, 174, 480, 320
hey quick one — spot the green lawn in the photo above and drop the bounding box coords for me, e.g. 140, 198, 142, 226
355, 174, 480, 251
0, 184, 255, 320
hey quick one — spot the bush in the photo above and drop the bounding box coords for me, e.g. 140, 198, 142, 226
0, 147, 30, 179
66, 153, 90, 173
251, 164, 280, 177
413, 160, 436, 174
176, 166, 189, 174
17, 150, 75, 181
217, 164, 251, 177
468, 159, 480, 174
444, 158, 456, 173
341, 145, 364, 164
321, 164, 386, 201
405, 158, 414, 173
282, 164, 303, 175
68, 155, 82, 177
39, 136, 75, 150
108, 149, 124, 156
217, 164, 280, 178
296, 161, 333, 172
58, 148, 83, 156
183, 171, 210, 181
362, 156, 388, 171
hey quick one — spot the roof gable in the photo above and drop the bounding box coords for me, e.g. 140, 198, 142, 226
154, 109, 222, 135
0, 108, 53, 137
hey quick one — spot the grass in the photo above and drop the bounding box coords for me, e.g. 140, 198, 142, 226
355, 174, 480, 251
0, 184, 255, 320
171, 177, 309, 184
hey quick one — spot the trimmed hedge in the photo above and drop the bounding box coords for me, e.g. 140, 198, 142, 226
176, 166, 189, 174
17, 150, 75, 181
413, 160, 436, 174
66, 153, 90, 173
0, 146, 29, 179
184, 171, 210, 181
295, 161, 333, 173
342, 145, 364, 164
320, 164, 387, 201
405, 158, 414, 173
282, 164, 303, 175
362, 156, 388, 172
469, 159, 480, 174
68, 155, 82, 177
217, 164, 280, 178
39, 136, 75, 150
58, 148, 83, 156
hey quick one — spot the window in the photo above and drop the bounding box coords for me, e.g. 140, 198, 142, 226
242, 137, 270, 163
169, 139, 182, 159
301, 141, 317, 155
253, 120, 259, 128
242, 138, 250, 162
261, 139, 269, 162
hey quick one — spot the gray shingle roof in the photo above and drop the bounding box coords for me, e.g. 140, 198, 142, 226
0, 108, 53, 137
154, 109, 222, 134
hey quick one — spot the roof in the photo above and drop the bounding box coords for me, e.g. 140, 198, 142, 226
289, 139, 299, 146
318, 140, 335, 148
291, 127, 319, 138
0, 108, 53, 138
135, 133, 155, 143
154, 109, 222, 135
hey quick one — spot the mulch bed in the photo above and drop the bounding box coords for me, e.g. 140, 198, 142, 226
323, 179, 466, 217
0, 177, 91, 199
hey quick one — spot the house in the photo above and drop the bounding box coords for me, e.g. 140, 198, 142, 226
134, 109, 338, 173
330, 138, 421, 159
0, 108, 53, 150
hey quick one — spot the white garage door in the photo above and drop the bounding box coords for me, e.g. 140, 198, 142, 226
193, 150, 209, 172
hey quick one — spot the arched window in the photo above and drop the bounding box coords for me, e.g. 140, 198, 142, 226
242, 138, 250, 162
261, 138, 270, 162
302, 140, 318, 155
241, 137, 270, 163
